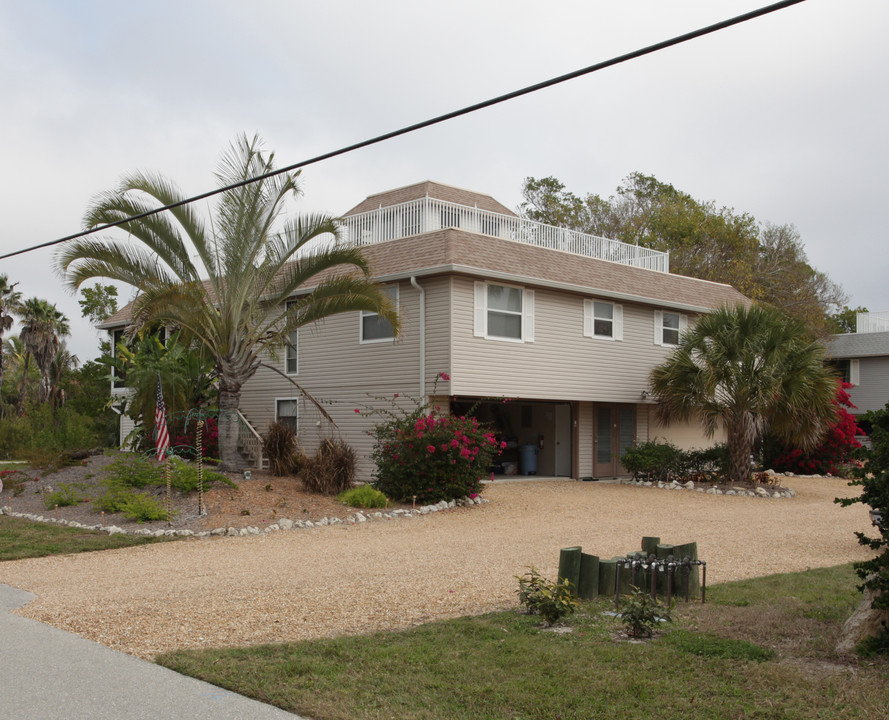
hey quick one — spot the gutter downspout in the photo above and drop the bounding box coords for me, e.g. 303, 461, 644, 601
410, 276, 426, 402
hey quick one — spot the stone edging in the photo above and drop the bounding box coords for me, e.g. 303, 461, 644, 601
624, 476, 796, 499
0, 495, 488, 538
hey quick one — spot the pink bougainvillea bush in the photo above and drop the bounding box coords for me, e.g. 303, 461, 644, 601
370, 403, 503, 504
765, 381, 863, 476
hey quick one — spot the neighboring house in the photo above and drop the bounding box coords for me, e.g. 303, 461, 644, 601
825, 311, 889, 418
100, 181, 750, 479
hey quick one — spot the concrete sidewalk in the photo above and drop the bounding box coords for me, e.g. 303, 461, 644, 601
0, 583, 306, 720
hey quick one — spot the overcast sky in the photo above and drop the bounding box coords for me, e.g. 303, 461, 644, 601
2, 0, 887, 362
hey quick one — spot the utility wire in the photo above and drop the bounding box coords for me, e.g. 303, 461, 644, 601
1, 0, 806, 262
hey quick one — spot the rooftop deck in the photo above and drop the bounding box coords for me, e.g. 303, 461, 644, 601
339, 196, 670, 273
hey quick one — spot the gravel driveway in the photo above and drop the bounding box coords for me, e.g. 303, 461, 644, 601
0, 476, 873, 660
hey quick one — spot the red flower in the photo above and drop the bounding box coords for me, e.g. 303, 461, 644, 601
427, 445, 436, 453
354, 408, 361, 413
439, 372, 450, 381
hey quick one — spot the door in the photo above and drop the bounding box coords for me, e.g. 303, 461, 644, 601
593, 404, 636, 477
554, 403, 572, 476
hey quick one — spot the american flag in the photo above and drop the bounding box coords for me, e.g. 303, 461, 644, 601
155, 376, 170, 461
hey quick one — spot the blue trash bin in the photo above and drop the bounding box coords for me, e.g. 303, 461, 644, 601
520, 444, 538, 475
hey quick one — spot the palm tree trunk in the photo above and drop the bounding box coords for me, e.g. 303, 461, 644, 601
218, 387, 243, 472
17, 352, 31, 412
727, 415, 755, 486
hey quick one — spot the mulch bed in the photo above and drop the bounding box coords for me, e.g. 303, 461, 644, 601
0, 453, 394, 533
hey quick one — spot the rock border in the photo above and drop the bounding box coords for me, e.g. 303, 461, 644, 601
0, 495, 489, 539
624, 473, 797, 499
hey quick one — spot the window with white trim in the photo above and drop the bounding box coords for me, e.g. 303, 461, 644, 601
654, 310, 687, 346
474, 281, 535, 342
583, 300, 623, 340
360, 285, 397, 343
276, 398, 299, 433
285, 301, 298, 375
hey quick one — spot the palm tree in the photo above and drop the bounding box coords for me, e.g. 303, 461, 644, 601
18, 298, 71, 405
0, 274, 22, 393
649, 304, 838, 485
57, 133, 398, 471
47, 341, 80, 408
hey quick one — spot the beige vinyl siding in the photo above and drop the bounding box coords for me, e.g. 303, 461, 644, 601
237, 279, 452, 479
119, 414, 136, 449
848, 356, 889, 414
649, 415, 727, 450
450, 277, 686, 402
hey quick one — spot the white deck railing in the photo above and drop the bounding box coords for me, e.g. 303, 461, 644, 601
857, 311, 889, 333
338, 197, 670, 272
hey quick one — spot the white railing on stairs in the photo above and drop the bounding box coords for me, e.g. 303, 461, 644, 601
237, 410, 266, 470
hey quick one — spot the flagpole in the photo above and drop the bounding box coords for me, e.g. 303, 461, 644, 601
155, 373, 172, 526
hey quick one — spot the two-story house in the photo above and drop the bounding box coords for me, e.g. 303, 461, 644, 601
825, 311, 889, 429
101, 181, 750, 480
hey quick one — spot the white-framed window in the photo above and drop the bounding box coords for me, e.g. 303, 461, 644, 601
474, 281, 535, 342
276, 398, 299, 434
654, 310, 687, 346
360, 284, 398, 343
284, 300, 298, 375
583, 300, 623, 341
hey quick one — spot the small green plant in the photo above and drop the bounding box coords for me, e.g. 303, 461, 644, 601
620, 586, 672, 638
338, 485, 389, 509
515, 567, 579, 626
167, 456, 235, 492
103, 453, 162, 488
119, 492, 169, 522
43, 483, 89, 509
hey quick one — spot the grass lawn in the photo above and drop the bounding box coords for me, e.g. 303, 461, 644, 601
156, 564, 889, 720
0, 515, 174, 561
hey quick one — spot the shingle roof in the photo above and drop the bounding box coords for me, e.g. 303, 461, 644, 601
343, 181, 516, 217
355, 230, 749, 311
98, 184, 750, 328
825, 331, 889, 359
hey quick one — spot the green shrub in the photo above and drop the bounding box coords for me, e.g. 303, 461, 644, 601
836, 402, 889, 650
620, 586, 672, 638
42, 483, 89, 509
0, 415, 31, 460
167, 456, 235, 492
338, 485, 389, 509
119, 492, 169, 523
103, 454, 162, 488
515, 566, 579, 626
371, 404, 502, 504
301, 438, 356, 495
622, 441, 730, 484
621, 441, 683, 482
680, 444, 730, 482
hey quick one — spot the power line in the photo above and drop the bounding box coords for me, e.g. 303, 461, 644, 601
1, 0, 807, 262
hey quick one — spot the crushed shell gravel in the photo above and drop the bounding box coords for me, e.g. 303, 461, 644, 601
0, 476, 872, 660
